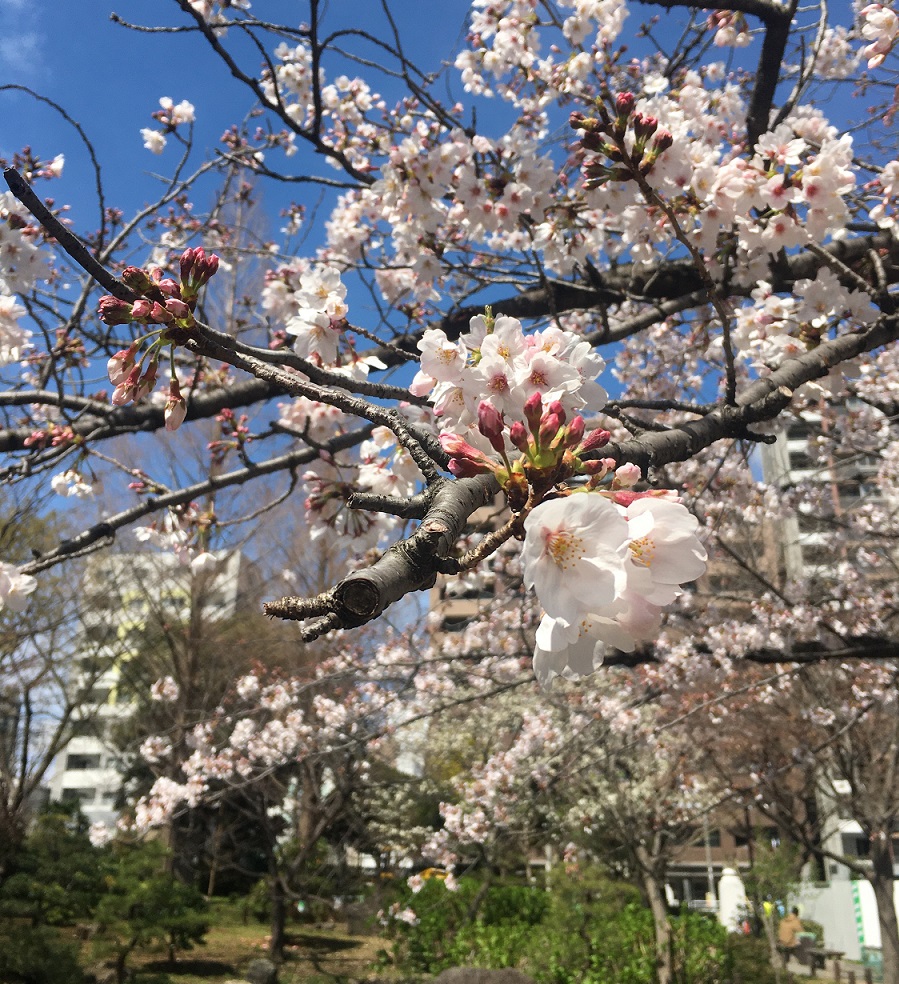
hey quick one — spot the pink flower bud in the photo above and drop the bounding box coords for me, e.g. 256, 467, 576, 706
164, 379, 187, 431
98, 296, 134, 326
538, 412, 563, 448
477, 401, 506, 455
508, 420, 530, 454
439, 432, 498, 475
577, 428, 611, 454
613, 462, 642, 488
121, 266, 155, 294
111, 365, 141, 406
131, 298, 153, 321
107, 344, 138, 386
545, 400, 566, 425
448, 457, 492, 478
155, 278, 181, 297
164, 297, 192, 320
180, 246, 221, 298
653, 129, 674, 154
523, 392, 543, 432
565, 415, 585, 448
633, 112, 659, 141
579, 458, 612, 476
615, 91, 636, 118
149, 301, 174, 324
136, 361, 159, 401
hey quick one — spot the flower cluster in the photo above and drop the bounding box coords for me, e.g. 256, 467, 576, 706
571, 91, 675, 189
140, 96, 196, 154
521, 491, 707, 685
412, 310, 606, 444
441, 395, 611, 510
286, 265, 349, 364
860, 3, 898, 69
98, 247, 220, 425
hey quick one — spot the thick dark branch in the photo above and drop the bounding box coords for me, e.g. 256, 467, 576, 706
393, 233, 899, 362
278, 309, 899, 639
605, 638, 899, 668
263, 474, 499, 638
3, 168, 138, 302
641, 0, 796, 147
0, 377, 289, 455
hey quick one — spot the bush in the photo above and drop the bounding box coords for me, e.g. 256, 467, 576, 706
382, 865, 779, 983
383, 875, 548, 974
0, 925, 87, 984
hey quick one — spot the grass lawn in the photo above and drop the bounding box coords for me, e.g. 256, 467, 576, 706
93, 901, 393, 984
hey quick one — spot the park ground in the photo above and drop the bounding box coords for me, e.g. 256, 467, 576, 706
89, 900, 860, 984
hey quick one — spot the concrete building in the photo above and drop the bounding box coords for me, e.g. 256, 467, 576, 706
48, 550, 250, 829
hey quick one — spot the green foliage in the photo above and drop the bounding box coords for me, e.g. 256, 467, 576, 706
723, 934, 780, 984
0, 803, 106, 926
383, 865, 771, 984
0, 924, 87, 984
93, 840, 209, 983
383, 875, 548, 974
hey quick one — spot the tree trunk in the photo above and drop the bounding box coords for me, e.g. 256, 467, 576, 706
268, 874, 287, 963
759, 907, 784, 984
869, 834, 899, 984
636, 845, 673, 984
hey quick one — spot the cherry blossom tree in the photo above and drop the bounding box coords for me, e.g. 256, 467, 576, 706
0, 0, 896, 673
3, 4, 899, 975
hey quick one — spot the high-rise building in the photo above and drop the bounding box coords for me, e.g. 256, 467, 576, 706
48, 550, 250, 829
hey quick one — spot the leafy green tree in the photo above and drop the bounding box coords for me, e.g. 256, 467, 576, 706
0, 802, 105, 927
93, 840, 209, 984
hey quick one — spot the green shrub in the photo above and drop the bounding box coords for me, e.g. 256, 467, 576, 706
382, 864, 777, 984
0, 925, 87, 984
723, 933, 779, 984
382, 875, 548, 974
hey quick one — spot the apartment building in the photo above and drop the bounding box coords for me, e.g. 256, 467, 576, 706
48, 550, 249, 828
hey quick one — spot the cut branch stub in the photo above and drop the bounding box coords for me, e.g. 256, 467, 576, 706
265, 474, 499, 638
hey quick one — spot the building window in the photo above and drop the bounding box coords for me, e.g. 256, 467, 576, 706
61, 787, 97, 804
65, 753, 101, 770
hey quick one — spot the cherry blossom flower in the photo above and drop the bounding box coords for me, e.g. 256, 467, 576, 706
521, 494, 630, 626
0, 562, 37, 612
140, 128, 167, 154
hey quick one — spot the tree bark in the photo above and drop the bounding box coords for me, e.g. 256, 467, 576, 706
636, 844, 673, 984
869, 834, 899, 984
268, 873, 287, 963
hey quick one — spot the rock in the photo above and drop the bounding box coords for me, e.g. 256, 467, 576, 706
83, 965, 117, 984
244, 956, 278, 984
433, 970, 536, 984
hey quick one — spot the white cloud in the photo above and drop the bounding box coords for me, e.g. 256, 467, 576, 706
0, 31, 40, 76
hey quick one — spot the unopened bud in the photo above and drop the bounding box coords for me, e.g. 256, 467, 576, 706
164, 297, 193, 321
136, 360, 159, 400
477, 400, 505, 453
149, 301, 174, 324
164, 379, 188, 431
653, 129, 674, 154
633, 112, 659, 142
131, 298, 153, 321
565, 415, 585, 448
107, 343, 139, 386
121, 266, 155, 294
615, 91, 636, 118
98, 296, 135, 326
508, 420, 530, 454
613, 462, 642, 488
523, 392, 543, 433
577, 428, 612, 454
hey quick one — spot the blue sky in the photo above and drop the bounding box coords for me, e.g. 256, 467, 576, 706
0, 1, 472, 239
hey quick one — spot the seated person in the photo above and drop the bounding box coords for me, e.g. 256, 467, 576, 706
778, 907, 804, 958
